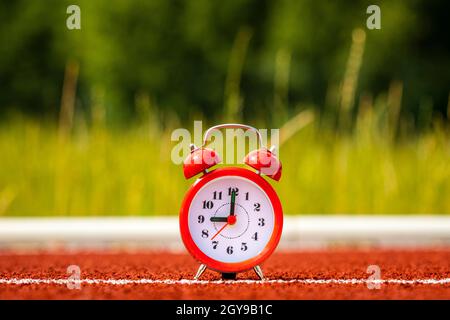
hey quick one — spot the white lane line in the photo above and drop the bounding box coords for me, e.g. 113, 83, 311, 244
0, 278, 449, 285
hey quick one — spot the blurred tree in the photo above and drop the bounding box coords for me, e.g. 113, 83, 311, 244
0, 0, 448, 128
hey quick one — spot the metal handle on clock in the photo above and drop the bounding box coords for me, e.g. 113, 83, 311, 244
202, 123, 266, 148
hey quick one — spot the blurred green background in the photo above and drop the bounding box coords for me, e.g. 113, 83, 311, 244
0, 0, 449, 216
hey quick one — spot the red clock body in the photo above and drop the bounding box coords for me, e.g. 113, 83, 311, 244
180, 167, 283, 273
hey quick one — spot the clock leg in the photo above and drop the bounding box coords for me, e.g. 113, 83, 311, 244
222, 273, 237, 280
194, 264, 207, 280
253, 265, 264, 280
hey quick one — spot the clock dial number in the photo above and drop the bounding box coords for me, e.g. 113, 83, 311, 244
245, 192, 249, 200
203, 200, 214, 209
201, 229, 209, 238
212, 240, 219, 249
228, 187, 239, 196
213, 191, 222, 200
198, 215, 205, 223
251, 232, 258, 241
241, 242, 248, 251
254, 203, 261, 212
226, 246, 234, 255
258, 218, 265, 226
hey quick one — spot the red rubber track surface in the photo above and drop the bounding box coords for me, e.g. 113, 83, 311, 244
0, 248, 449, 299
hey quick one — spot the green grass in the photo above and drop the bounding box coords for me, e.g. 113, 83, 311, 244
0, 114, 449, 216
1, 27, 449, 216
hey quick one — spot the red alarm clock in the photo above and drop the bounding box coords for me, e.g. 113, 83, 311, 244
179, 124, 283, 280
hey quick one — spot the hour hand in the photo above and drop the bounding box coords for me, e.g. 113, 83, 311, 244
210, 216, 228, 222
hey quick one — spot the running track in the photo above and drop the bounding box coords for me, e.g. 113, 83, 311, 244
0, 248, 449, 299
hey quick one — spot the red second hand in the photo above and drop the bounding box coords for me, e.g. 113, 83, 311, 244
211, 222, 229, 240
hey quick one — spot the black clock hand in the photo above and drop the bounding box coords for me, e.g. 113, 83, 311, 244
210, 216, 228, 222
209, 190, 237, 224
230, 189, 236, 216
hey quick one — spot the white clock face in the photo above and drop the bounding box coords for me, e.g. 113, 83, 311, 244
188, 176, 274, 263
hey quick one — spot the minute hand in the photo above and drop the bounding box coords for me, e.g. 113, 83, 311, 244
229, 190, 236, 216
